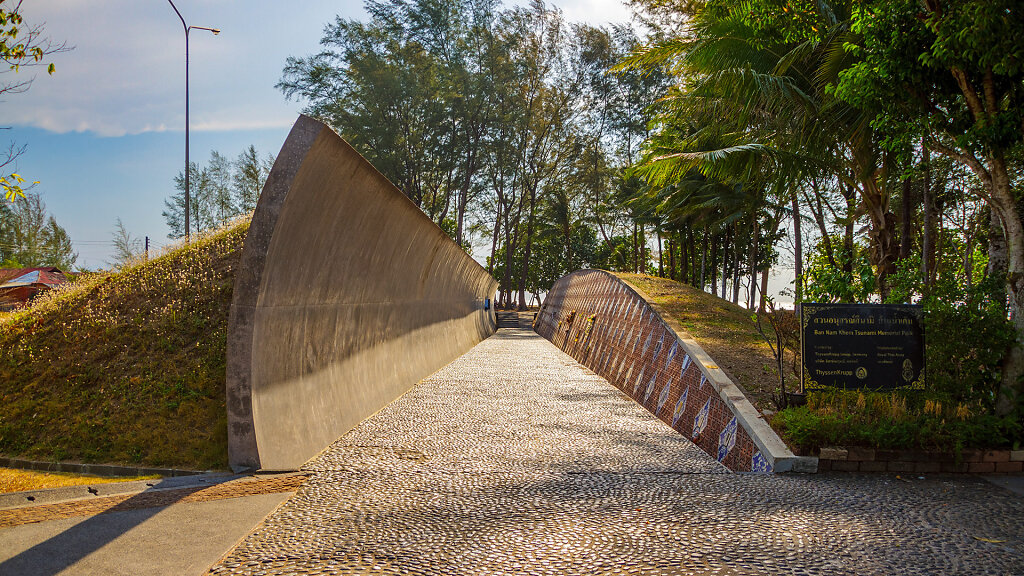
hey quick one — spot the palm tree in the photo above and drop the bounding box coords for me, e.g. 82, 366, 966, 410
617, 0, 906, 299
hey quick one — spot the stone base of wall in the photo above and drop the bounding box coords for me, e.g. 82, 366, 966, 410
0, 456, 204, 478
816, 447, 1024, 474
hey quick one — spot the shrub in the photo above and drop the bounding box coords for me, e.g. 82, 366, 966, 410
771, 389, 1021, 454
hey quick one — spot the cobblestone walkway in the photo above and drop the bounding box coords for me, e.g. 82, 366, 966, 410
209, 329, 1024, 576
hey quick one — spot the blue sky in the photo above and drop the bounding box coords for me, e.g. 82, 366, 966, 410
2, 0, 634, 269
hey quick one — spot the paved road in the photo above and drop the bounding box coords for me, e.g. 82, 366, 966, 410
209, 328, 1024, 576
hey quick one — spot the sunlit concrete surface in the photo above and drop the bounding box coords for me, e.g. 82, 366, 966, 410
209, 329, 1024, 575
0, 492, 290, 576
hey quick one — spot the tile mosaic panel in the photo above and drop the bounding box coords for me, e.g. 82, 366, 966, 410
535, 270, 768, 473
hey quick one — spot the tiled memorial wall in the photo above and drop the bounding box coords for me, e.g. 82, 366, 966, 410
534, 270, 770, 473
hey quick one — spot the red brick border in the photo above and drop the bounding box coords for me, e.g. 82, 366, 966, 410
817, 447, 1023, 475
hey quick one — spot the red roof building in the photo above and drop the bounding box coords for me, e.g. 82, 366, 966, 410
0, 267, 68, 311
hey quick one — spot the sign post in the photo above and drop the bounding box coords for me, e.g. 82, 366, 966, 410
799, 303, 925, 392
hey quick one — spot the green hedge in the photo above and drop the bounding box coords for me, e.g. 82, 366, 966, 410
771, 390, 1021, 454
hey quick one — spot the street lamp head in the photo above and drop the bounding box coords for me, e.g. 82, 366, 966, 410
211, 28, 221, 35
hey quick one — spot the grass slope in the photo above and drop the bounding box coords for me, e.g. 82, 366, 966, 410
617, 273, 792, 413
0, 221, 248, 470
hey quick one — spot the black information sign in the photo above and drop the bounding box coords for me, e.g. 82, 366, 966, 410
800, 303, 925, 392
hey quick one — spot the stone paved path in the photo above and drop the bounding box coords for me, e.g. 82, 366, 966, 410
208, 329, 1024, 575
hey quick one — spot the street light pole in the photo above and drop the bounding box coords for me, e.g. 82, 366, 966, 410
166, 0, 218, 242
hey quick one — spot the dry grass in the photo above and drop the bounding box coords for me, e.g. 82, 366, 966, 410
0, 219, 250, 470
0, 467, 160, 494
617, 273, 796, 413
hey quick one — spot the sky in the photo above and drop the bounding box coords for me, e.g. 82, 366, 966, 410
1, 0, 635, 268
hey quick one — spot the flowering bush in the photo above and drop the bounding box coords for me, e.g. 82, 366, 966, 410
0, 218, 250, 469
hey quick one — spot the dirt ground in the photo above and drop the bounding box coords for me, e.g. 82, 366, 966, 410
0, 468, 159, 494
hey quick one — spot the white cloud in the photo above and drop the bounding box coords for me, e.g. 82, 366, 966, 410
191, 117, 296, 133
0, 0, 348, 136
1, 0, 633, 138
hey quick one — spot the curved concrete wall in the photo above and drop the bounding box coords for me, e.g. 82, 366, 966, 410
535, 270, 814, 473
227, 115, 497, 472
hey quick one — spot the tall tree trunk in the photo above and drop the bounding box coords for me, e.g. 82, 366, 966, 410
640, 225, 647, 273
759, 264, 770, 313
517, 186, 538, 311
456, 181, 467, 248
989, 156, 1024, 416
922, 145, 937, 289
732, 245, 741, 304
922, 57, 1024, 413
684, 230, 692, 284
500, 201, 518, 308
931, 142, 1024, 415
681, 235, 689, 284
862, 185, 900, 301
749, 270, 758, 310
632, 221, 639, 273
657, 228, 664, 277
842, 184, 856, 281
721, 226, 730, 297
709, 233, 719, 297
699, 228, 708, 290
792, 190, 804, 301
489, 200, 502, 274
668, 237, 676, 281
748, 217, 760, 310
688, 229, 697, 286
500, 237, 511, 307
988, 206, 1008, 280
850, 132, 899, 300
899, 178, 913, 261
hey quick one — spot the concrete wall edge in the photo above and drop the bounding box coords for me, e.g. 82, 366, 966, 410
227, 114, 497, 472
226, 116, 326, 472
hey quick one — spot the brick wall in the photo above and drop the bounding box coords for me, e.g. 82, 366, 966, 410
817, 447, 1024, 474
535, 270, 783, 473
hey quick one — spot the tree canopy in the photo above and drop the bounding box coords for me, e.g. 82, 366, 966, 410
280, 0, 1022, 418
280, 0, 670, 307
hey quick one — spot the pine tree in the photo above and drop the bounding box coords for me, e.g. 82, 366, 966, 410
0, 192, 76, 270
108, 217, 142, 269
233, 145, 272, 213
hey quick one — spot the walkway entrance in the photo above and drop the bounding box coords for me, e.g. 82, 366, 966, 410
208, 329, 1024, 575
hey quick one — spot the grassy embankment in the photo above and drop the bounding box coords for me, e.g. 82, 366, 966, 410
618, 273, 789, 414
619, 273, 1021, 454
5, 242, 1007, 471
0, 220, 249, 471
